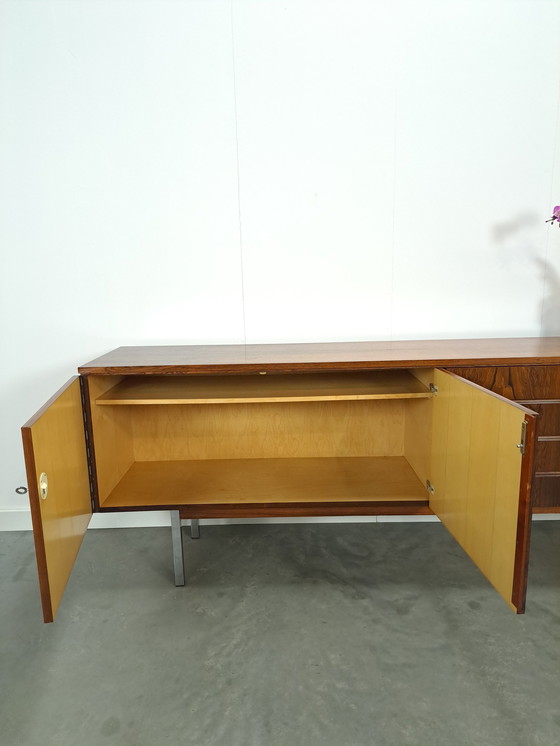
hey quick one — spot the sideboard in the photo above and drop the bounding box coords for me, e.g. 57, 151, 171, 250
22, 338, 560, 622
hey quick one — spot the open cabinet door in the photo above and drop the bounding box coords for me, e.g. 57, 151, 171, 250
22, 377, 92, 622
430, 369, 536, 613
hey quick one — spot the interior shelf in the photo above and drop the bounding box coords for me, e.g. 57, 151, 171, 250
99, 456, 429, 509
96, 371, 432, 405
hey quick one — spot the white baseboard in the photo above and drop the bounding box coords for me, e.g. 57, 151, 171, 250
1, 508, 558, 531
90, 511, 173, 528
0, 509, 33, 531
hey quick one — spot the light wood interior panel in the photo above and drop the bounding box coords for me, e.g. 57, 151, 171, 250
408, 368, 434, 389
88, 376, 134, 502
404, 398, 432, 487
429, 369, 451, 521
100, 456, 427, 508
97, 371, 432, 405
430, 370, 526, 610
23, 378, 91, 622
463, 394, 500, 576
130, 400, 406, 461
440, 379, 472, 540
403, 368, 434, 485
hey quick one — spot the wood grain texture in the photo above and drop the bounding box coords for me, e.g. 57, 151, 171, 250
87, 377, 134, 503
448, 365, 560, 400
429, 370, 470, 543
463, 391, 501, 578
130, 400, 407, 461
533, 440, 560, 473
532, 475, 560, 507
404, 369, 435, 491
99, 457, 428, 510
21, 378, 91, 623
78, 337, 560, 375
429, 370, 532, 612
511, 415, 535, 613
508, 367, 560, 399
96, 371, 432, 405
403, 398, 432, 489
445, 367, 514, 397
174, 503, 432, 519
450, 370, 560, 509
21, 431, 52, 620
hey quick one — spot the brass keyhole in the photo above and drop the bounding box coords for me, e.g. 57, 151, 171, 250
39, 473, 48, 500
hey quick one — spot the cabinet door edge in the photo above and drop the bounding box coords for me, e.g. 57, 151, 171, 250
21, 376, 92, 623
511, 414, 536, 613
21, 425, 54, 623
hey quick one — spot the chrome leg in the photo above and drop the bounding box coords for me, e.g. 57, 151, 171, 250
170, 510, 185, 586
190, 518, 200, 539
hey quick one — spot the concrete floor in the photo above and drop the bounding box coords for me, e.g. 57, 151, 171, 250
1, 522, 559, 746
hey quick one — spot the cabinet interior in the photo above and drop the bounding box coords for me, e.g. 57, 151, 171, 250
88, 371, 435, 511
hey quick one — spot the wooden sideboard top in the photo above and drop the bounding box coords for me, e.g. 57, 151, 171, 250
78, 337, 560, 375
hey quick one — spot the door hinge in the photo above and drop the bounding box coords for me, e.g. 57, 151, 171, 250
516, 421, 527, 456
426, 479, 435, 496
429, 383, 439, 395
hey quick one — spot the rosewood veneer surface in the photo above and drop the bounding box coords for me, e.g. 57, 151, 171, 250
79, 337, 560, 375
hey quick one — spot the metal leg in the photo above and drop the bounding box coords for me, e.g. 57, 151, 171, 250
190, 518, 200, 539
170, 510, 185, 586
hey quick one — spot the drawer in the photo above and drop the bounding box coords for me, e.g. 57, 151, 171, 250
447, 366, 560, 400
445, 367, 513, 397
534, 440, 560, 473
516, 401, 560, 436
532, 475, 560, 508
508, 367, 560, 399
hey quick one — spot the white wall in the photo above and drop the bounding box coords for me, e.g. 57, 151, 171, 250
1, 0, 560, 526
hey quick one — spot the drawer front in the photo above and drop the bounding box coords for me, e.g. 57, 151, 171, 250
509, 367, 560, 399
523, 402, 560, 508
445, 367, 513, 397
516, 401, 560, 437
533, 475, 560, 508
534, 440, 560, 473
447, 366, 560, 400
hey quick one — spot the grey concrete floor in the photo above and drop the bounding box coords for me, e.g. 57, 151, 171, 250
1, 522, 560, 746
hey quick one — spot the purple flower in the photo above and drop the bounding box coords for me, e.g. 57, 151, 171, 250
546, 205, 560, 226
